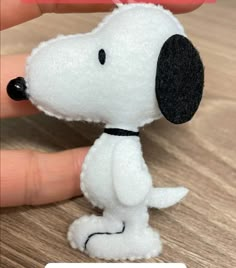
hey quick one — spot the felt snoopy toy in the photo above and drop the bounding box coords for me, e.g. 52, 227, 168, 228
7, 3, 204, 261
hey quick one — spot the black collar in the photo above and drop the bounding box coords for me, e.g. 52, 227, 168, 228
104, 128, 139, 137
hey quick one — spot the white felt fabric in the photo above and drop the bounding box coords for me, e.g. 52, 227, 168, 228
25, 3, 185, 129
112, 138, 152, 206
72, 133, 188, 260
148, 187, 189, 209
25, 4, 188, 260
68, 206, 162, 260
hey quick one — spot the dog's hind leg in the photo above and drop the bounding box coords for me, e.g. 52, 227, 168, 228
83, 206, 162, 260
67, 214, 123, 252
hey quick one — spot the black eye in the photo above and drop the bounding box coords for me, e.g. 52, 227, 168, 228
98, 49, 106, 65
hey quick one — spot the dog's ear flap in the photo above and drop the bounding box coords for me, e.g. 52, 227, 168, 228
155, 34, 204, 124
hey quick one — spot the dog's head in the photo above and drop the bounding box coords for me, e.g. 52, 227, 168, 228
7, 4, 204, 129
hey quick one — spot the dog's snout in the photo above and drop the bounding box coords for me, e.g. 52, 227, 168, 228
7, 77, 28, 101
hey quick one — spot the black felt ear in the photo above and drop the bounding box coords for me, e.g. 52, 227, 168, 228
155, 34, 204, 124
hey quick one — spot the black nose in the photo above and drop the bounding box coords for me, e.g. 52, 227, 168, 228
7, 77, 28, 101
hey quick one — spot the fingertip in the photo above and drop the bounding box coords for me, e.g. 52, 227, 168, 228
0, 148, 89, 207
163, 3, 203, 14
1, 54, 39, 118
39, 3, 115, 14
26, 147, 89, 206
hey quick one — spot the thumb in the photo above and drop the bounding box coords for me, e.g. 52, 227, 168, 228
0, 147, 89, 207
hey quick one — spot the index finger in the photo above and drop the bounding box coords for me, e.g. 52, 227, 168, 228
1, 0, 114, 30
1, 0, 203, 30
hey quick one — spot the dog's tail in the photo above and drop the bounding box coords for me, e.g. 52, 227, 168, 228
147, 187, 189, 209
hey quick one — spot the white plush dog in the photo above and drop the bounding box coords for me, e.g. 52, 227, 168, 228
7, 4, 204, 260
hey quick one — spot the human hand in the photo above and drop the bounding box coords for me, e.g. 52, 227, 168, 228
0, 0, 202, 207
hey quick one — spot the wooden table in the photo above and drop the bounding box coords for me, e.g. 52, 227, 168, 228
1, 1, 236, 267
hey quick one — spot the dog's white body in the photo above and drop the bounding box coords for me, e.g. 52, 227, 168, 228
81, 134, 151, 209
67, 132, 188, 260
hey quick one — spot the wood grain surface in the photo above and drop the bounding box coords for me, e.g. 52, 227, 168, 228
1, 1, 236, 267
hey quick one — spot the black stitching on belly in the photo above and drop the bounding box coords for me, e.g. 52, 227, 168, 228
84, 221, 126, 250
